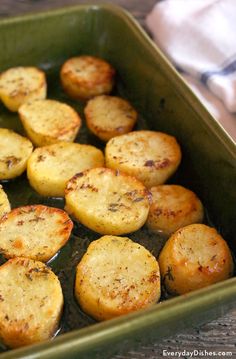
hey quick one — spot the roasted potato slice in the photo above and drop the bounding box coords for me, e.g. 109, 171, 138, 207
0, 257, 63, 348
0, 205, 73, 262
0, 185, 11, 218
75, 235, 161, 321
105, 130, 182, 188
0, 128, 33, 180
146, 185, 204, 236
27, 142, 104, 197
159, 224, 234, 295
84, 95, 137, 141
60, 55, 115, 100
18, 99, 81, 147
0, 66, 46, 112
65, 167, 150, 235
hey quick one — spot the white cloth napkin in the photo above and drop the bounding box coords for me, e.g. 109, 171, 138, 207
146, 0, 236, 141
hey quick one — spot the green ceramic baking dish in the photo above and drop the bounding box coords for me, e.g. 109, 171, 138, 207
0, 3, 235, 359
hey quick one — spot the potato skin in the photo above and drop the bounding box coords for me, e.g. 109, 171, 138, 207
0, 66, 46, 112
0, 257, 63, 348
27, 142, 104, 197
0, 185, 11, 218
0, 128, 33, 180
84, 95, 137, 141
18, 99, 81, 147
60, 56, 115, 100
146, 185, 204, 236
105, 130, 182, 188
0, 205, 73, 262
65, 167, 150, 235
75, 235, 161, 321
159, 224, 234, 295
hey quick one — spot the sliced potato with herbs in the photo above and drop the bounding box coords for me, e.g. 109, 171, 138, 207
18, 99, 81, 147
146, 185, 204, 236
0, 257, 63, 348
0, 185, 11, 218
0, 66, 46, 112
75, 235, 161, 321
105, 130, 182, 188
0, 205, 73, 262
60, 55, 115, 100
27, 142, 104, 197
84, 95, 137, 141
65, 167, 150, 235
159, 224, 234, 295
0, 128, 33, 180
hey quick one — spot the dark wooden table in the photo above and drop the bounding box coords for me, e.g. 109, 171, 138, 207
0, 1, 235, 358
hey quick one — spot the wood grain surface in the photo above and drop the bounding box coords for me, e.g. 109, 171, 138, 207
0, 1, 235, 358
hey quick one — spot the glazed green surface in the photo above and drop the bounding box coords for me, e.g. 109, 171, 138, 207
0, 4, 235, 359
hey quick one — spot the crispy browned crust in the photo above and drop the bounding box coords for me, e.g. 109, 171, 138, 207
0, 257, 63, 348
65, 167, 151, 235
0, 128, 33, 180
27, 142, 105, 197
105, 130, 182, 188
0, 67, 47, 111
84, 95, 137, 141
18, 99, 82, 146
0, 66, 46, 92
75, 236, 160, 320
159, 224, 234, 295
0, 205, 73, 262
146, 185, 204, 235
65, 167, 151, 198
60, 56, 115, 100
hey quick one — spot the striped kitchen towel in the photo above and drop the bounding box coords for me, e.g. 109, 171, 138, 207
146, 0, 236, 141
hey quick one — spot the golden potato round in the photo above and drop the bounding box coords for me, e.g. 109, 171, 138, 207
0, 128, 33, 180
105, 130, 182, 188
159, 224, 234, 295
65, 167, 150, 235
0, 205, 73, 262
27, 142, 104, 197
0, 257, 63, 348
75, 235, 161, 321
146, 185, 204, 236
18, 99, 81, 147
0, 66, 46, 112
60, 55, 115, 100
84, 95, 137, 141
0, 185, 11, 218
